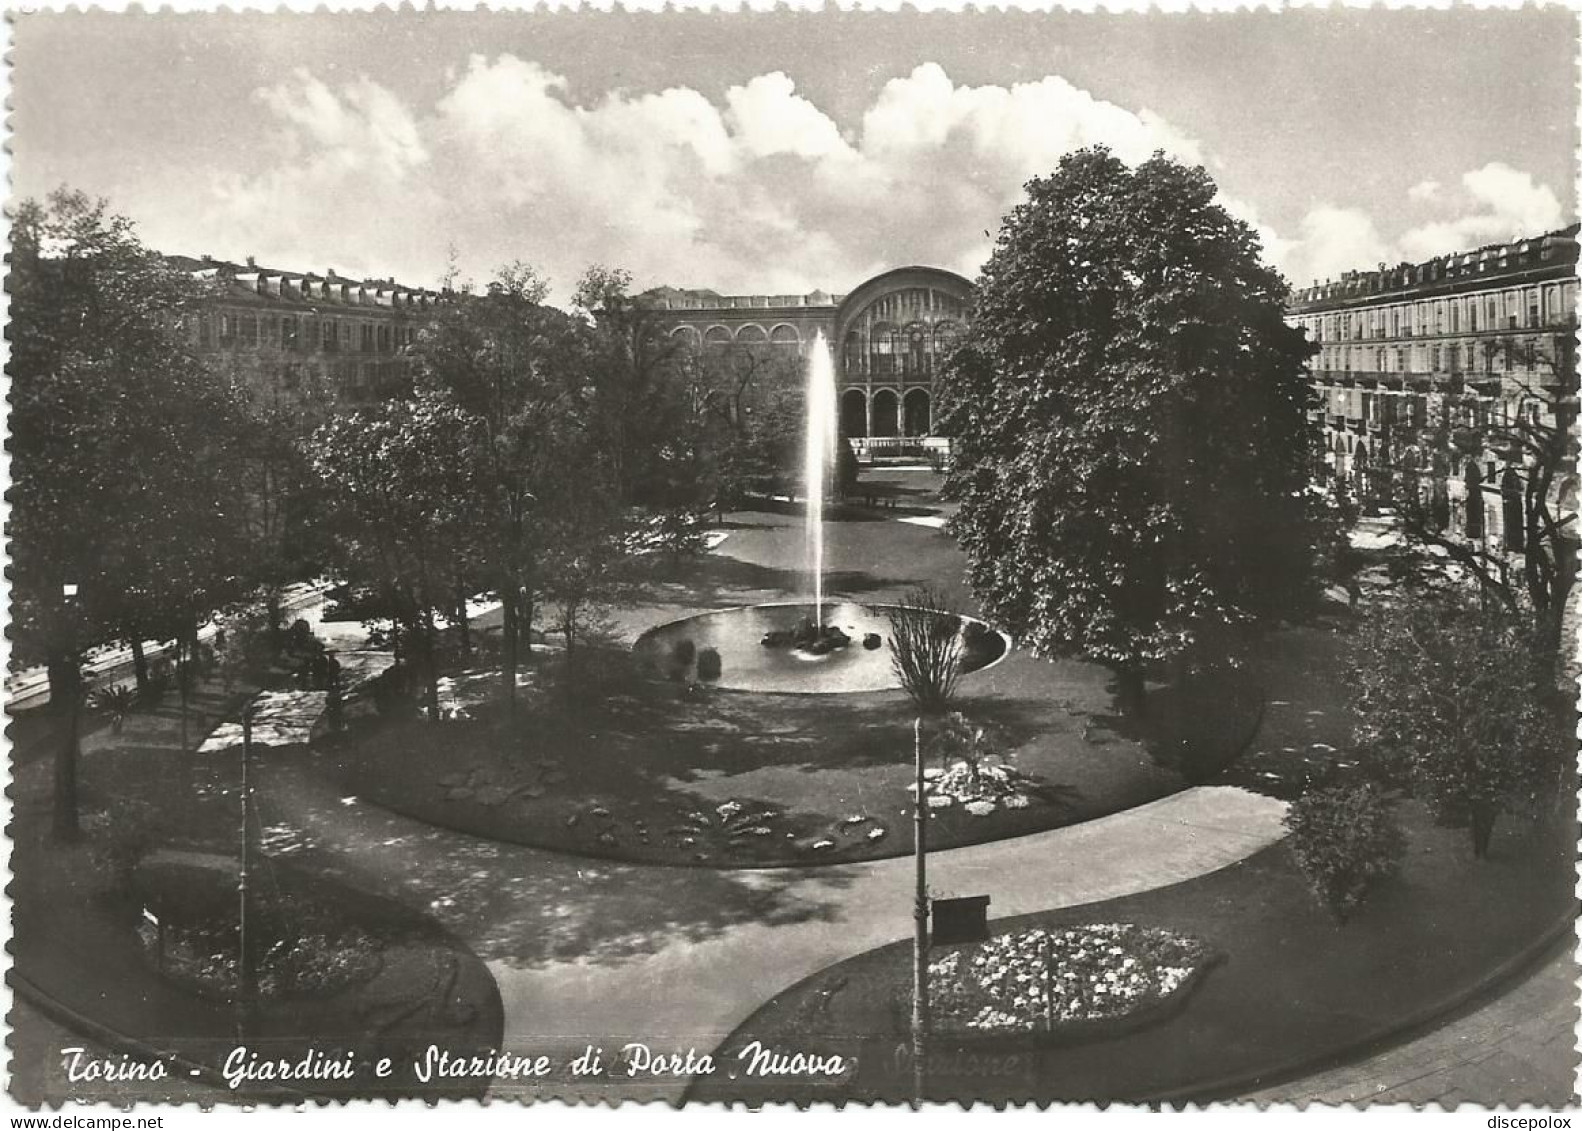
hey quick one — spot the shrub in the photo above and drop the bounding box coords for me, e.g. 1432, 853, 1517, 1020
835, 439, 860, 499
885, 586, 964, 714
89, 798, 166, 894
673, 639, 697, 666
141, 659, 173, 705
90, 685, 138, 733
366, 664, 416, 717
696, 647, 722, 681
1284, 783, 1404, 923
1350, 590, 1568, 854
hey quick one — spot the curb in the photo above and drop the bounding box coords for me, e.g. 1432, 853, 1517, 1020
1142, 905, 1579, 1105
8, 970, 304, 1102
682, 847, 1574, 1106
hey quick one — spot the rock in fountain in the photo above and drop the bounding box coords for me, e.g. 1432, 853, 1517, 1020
761, 617, 852, 655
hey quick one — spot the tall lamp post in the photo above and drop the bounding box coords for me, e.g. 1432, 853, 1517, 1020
911, 716, 929, 1107
236, 698, 258, 1041
52, 582, 83, 842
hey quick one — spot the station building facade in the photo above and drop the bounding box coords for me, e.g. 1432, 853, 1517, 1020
1288, 226, 1579, 546
643, 265, 974, 449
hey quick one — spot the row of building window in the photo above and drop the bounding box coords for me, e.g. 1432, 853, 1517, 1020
1297, 281, 1575, 342
265, 359, 415, 393
1314, 334, 1565, 376
198, 310, 419, 355
1321, 387, 1550, 431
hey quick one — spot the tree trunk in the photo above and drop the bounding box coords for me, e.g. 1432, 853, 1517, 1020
265, 589, 284, 645
48, 657, 83, 842
563, 611, 577, 703
521, 577, 536, 669
1115, 665, 1148, 718
128, 636, 149, 693
501, 585, 519, 709
1470, 802, 1498, 859
421, 611, 442, 722
176, 636, 190, 753
455, 581, 471, 663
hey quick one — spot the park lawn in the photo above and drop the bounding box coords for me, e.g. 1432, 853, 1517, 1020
7, 678, 505, 1105
685, 615, 1578, 1102
327, 640, 1262, 868
687, 796, 1576, 1105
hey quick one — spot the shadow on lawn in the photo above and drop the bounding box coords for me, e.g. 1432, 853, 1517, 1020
256, 759, 862, 971
1088, 670, 1266, 785
646, 552, 923, 610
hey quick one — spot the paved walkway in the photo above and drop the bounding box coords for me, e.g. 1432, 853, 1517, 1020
258, 763, 1286, 1101
1241, 939, 1579, 1108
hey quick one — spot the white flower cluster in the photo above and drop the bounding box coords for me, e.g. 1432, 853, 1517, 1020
909, 760, 1035, 811
928, 923, 1210, 1034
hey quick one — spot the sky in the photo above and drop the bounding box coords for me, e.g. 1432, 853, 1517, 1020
10, 8, 1579, 304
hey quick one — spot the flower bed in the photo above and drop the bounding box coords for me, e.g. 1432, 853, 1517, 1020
909, 760, 1037, 815
928, 923, 1217, 1039
136, 916, 383, 1002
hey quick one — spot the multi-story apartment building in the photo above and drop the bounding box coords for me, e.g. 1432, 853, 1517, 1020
168, 254, 445, 406
1289, 226, 1579, 545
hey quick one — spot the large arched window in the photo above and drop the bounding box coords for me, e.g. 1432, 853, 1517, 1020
841, 389, 867, 439
770, 324, 801, 355
903, 388, 931, 437
844, 331, 863, 378
903, 321, 929, 377
934, 321, 961, 360
870, 322, 898, 377
871, 388, 900, 437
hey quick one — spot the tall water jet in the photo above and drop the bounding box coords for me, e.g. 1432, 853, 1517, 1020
804, 332, 839, 630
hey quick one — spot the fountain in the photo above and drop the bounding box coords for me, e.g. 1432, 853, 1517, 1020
804, 332, 838, 632
632, 334, 1010, 693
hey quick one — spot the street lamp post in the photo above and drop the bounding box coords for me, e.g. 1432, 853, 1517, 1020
911, 716, 929, 1107
236, 699, 257, 1040
52, 583, 83, 842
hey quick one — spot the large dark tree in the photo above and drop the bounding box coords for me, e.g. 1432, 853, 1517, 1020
9, 190, 256, 835
939, 148, 1326, 711
413, 264, 594, 705
311, 392, 491, 720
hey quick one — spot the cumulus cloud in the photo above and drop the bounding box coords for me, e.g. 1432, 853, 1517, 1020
1268, 162, 1569, 287
199, 58, 1204, 299
199, 60, 1566, 304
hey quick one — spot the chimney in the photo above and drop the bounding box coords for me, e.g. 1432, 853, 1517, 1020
246, 255, 256, 269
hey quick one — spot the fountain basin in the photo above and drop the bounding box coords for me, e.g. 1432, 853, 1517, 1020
633, 601, 1009, 694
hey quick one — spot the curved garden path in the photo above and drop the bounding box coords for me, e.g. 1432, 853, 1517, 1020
258, 757, 1285, 1102
239, 481, 1289, 1100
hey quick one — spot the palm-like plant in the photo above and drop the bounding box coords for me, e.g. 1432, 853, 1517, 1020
90, 684, 138, 733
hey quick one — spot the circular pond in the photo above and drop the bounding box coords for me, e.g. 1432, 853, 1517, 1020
633, 601, 1009, 694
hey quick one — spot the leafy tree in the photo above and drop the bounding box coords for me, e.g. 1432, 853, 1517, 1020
311, 392, 490, 720
1372, 343, 1577, 671
9, 190, 255, 834
224, 367, 340, 644
1284, 783, 1404, 924
939, 148, 1326, 713
1350, 589, 1567, 857
412, 264, 591, 706
575, 266, 700, 509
